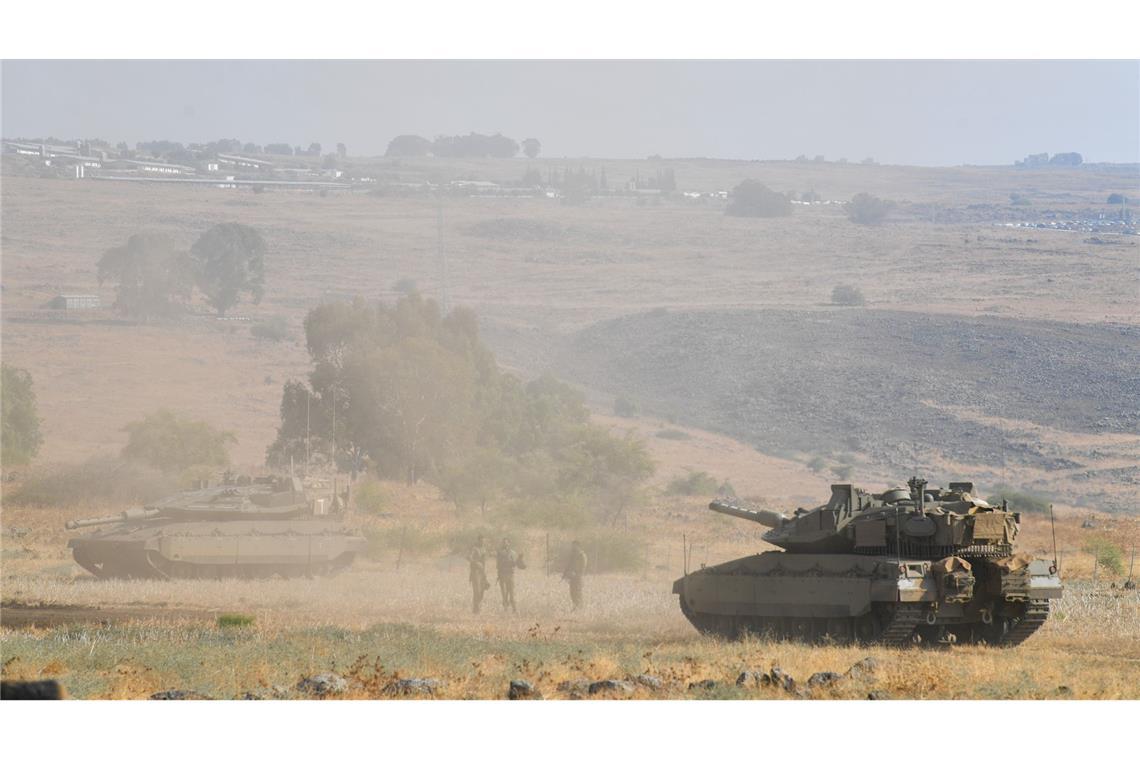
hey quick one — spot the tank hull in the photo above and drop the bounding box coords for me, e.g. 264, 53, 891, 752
68, 519, 367, 580
673, 551, 1061, 646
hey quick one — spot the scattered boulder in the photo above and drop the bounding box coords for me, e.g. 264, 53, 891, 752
768, 667, 795, 692
296, 673, 348, 697
845, 657, 880, 681
633, 674, 662, 691
688, 679, 719, 691
555, 679, 591, 699
736, 670, 768, 688
381, 678, 441, 697
807, 671, 843, 689
149, 689, 211, 700
867, 690, 892, 700
587, 679, 635, 696
1057, 685, 1072, 696
1, 679, 65, 700
508, 680, 541, 700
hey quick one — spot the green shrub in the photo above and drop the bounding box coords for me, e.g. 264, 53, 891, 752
1, 363, 43, 467
831, 285, 865, 306
250, 315, 290, 342
830, 464, 853, 480
807, 456, 827, 473
847, 192, 894, 225
8, 456, 175, 507
121, 409, 234, 473
666, 470, 720, 497
1084, 537, 1123, 575
216, 613, 256, 628
353, 479, 390, 515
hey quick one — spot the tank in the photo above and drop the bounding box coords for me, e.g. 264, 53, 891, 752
65, 475, 367, 579
673, 477, 1063, 646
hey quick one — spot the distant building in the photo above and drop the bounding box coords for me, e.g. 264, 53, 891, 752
105, 159, 195, 175
49, 294, 101, 310
216, 153, 274, 171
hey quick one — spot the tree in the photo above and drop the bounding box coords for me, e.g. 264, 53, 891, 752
121, 409, 234, 473
847, 192, 894, 225
97, 233, 193, 320
725, 180, 792, 217
385, 135, 433, 157
265, 143, 294, 155
190, 223, 267, 316
307, 142, 321, 156
1, 363, 43, 467
267, 294, 656, 522
522, 138, 541, 159
336, 143, 347, 158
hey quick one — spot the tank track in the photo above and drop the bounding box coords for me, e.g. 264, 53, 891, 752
997, 600, 1050, 647
876, 605, 923, 646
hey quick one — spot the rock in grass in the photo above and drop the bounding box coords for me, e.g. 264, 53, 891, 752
296, 673, 348, 697
633, 674, 662, 691
508, 680, 541, 700
807, 671, 843, 688
555, 680, 590, 699
1, 680, 65, 700
845, 657, 880, 681
688, 679, 719, 690
382, 678, 441, 697
867, 690, 892, 700
735, 670, 769, 688
588, 679, 635, 696
768, 667, 795, 692
150, 689, 211, 700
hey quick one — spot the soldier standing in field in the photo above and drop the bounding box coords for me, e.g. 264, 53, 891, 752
495, 538, 525, 613
468, 535, 491, 614
562, 540, 588, 611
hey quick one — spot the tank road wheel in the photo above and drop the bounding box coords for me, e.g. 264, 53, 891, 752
975, 601, 1049, 647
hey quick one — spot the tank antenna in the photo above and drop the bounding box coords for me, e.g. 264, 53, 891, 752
1049, 504, 1059, 575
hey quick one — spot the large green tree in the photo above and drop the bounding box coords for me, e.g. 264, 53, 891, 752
97, 233, 193, 320
190, 223, 267, 316
267, 294, 655, 521
1, 363, 44, 467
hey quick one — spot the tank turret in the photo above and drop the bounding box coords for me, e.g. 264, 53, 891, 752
65, 476, 366, 580
674, 476, 1062, 647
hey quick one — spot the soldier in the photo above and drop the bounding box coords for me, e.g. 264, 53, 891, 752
562, 540, 588, 611
468, 535, 491, 613
495, 538, 525, 612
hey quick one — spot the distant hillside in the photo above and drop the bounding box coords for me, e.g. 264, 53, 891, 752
555, 309, 1140, 509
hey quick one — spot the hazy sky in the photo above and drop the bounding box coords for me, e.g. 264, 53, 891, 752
3, 60, 1137, 165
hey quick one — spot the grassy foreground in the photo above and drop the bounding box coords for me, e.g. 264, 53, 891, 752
3, 580, 1137, 700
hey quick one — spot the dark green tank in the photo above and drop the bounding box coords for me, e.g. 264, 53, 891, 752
673, 477, 1063, 646
65, 475, 366, 580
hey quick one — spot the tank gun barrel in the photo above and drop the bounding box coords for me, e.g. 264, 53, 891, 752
66, 507, 160, 530
709, 499, 787, 528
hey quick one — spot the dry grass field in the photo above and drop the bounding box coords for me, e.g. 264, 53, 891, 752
2, 158, 1139, 699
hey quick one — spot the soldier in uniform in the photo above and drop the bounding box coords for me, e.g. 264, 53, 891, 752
562, 540, 588, 611
468, 535, 491, 614
495, 538, 525, 612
